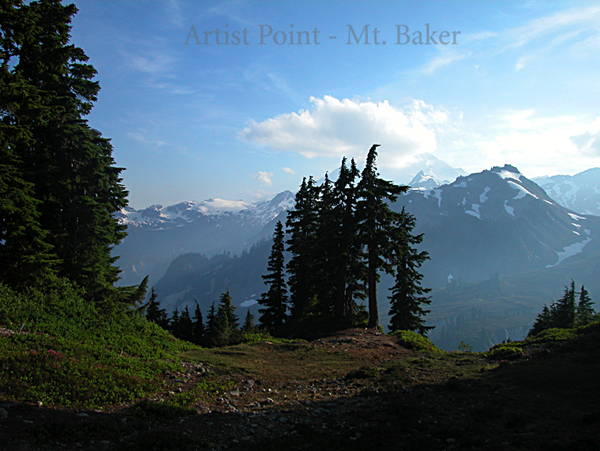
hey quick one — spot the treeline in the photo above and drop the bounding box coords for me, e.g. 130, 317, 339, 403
258, 145, 433, 337
529, 280, 597, 336
0, 1, 146, 311
144, 287, 259, 347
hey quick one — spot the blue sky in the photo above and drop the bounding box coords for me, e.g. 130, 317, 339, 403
69, 0, 600, 209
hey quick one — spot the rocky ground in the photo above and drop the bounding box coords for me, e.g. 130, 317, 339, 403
1, 328, 600, 451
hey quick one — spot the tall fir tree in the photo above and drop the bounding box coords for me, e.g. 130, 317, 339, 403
529, 305, 552, 336
192, 301, 205, 344
213, 289, 238, 346
243, 310, 256, 334
0, 0, 129, 306
330, 158, 366, 325
388, 208, 433, 335
177, 306, 194, 342
286, 177, 321, 321
258, 221, 289, 334
145, 287, 169, 329
203, 303, 218, 347
555, 280, 577, 329
311, 173, 338, 317
576, 285, 595, 326
356, 145, 408, 328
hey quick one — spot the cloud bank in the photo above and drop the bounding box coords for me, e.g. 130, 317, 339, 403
240, 96, 448, 168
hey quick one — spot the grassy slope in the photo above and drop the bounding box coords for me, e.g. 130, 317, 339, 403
0, 282, 196, 407
2, 283, 600, 450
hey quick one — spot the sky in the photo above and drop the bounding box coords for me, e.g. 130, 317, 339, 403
68, 0, 600, 209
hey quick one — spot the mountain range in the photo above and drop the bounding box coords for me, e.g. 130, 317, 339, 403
113, 164, 600, 351
114, 191, 295, 286
533, 168, 600, 216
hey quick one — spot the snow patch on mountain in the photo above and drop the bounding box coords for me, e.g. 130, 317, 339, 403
465, 204, 481, 219
546, 237, 593, 268
507, 181, 539, 200
497, 168, 522, 182
568, 213, 586, 221
479, 187, 491, 203
503, 201, 515, 216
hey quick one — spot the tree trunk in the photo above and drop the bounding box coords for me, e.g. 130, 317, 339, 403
367, 244, 379, 329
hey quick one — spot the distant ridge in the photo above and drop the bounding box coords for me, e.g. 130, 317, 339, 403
534, 168, 600, 216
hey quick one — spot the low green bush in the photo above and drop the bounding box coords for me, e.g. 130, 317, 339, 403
390, 330, 443, 353
484, 344, 524, 360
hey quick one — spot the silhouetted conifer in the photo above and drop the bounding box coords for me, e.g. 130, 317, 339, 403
259, 221, 289, 334
356, 145, 408, 328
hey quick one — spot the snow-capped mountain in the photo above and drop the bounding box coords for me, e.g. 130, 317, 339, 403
398, 164, 600, 286
534, 168, 600, 216
393, 153, 467, 188
116, 191, 295, 230
113, 191, 295, 286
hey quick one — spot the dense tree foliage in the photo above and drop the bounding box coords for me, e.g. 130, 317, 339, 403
259, 145, 432, 336
388, 208, 433, 335
0, 0, 130, 308
356, 145, 408, 328
258, 221, 289, 334
529, 280, 597, 336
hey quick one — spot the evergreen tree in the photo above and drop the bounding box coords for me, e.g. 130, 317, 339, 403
192, 301, 205, 344
528, 280, 594, 336
286, 177, 321, 320
388, 208, 433, 335
178, 306, 194, 342
356, 145, 408, 328
0, 0, 129, 305
211, 289, 238, 346
258, 221, 289, 334
576, 285, 595, 326
203, 303, 218, 347
554, 280, 577, 329
311, 173, 337, 317
529, 305, 551, 336
145, 287, 169, 329
170, 309, 180, 336
330, 158, 366, 325
128, 275, 150, 315
243, 310, 256, 334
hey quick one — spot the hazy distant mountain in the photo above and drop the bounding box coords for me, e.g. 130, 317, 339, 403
393, 153, 467, 187
149, 164, 600, 351
534, 168, 600, 216
113, 191, 295, 286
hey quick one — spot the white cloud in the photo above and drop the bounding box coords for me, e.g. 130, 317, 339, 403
253, 171, 274, 185
282, 167, 295, 174
240, 96, 447, 169
473, 111, 600, 176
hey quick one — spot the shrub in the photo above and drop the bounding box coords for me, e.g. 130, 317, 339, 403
484, 345, 523, 360
390, 330, 443, 353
